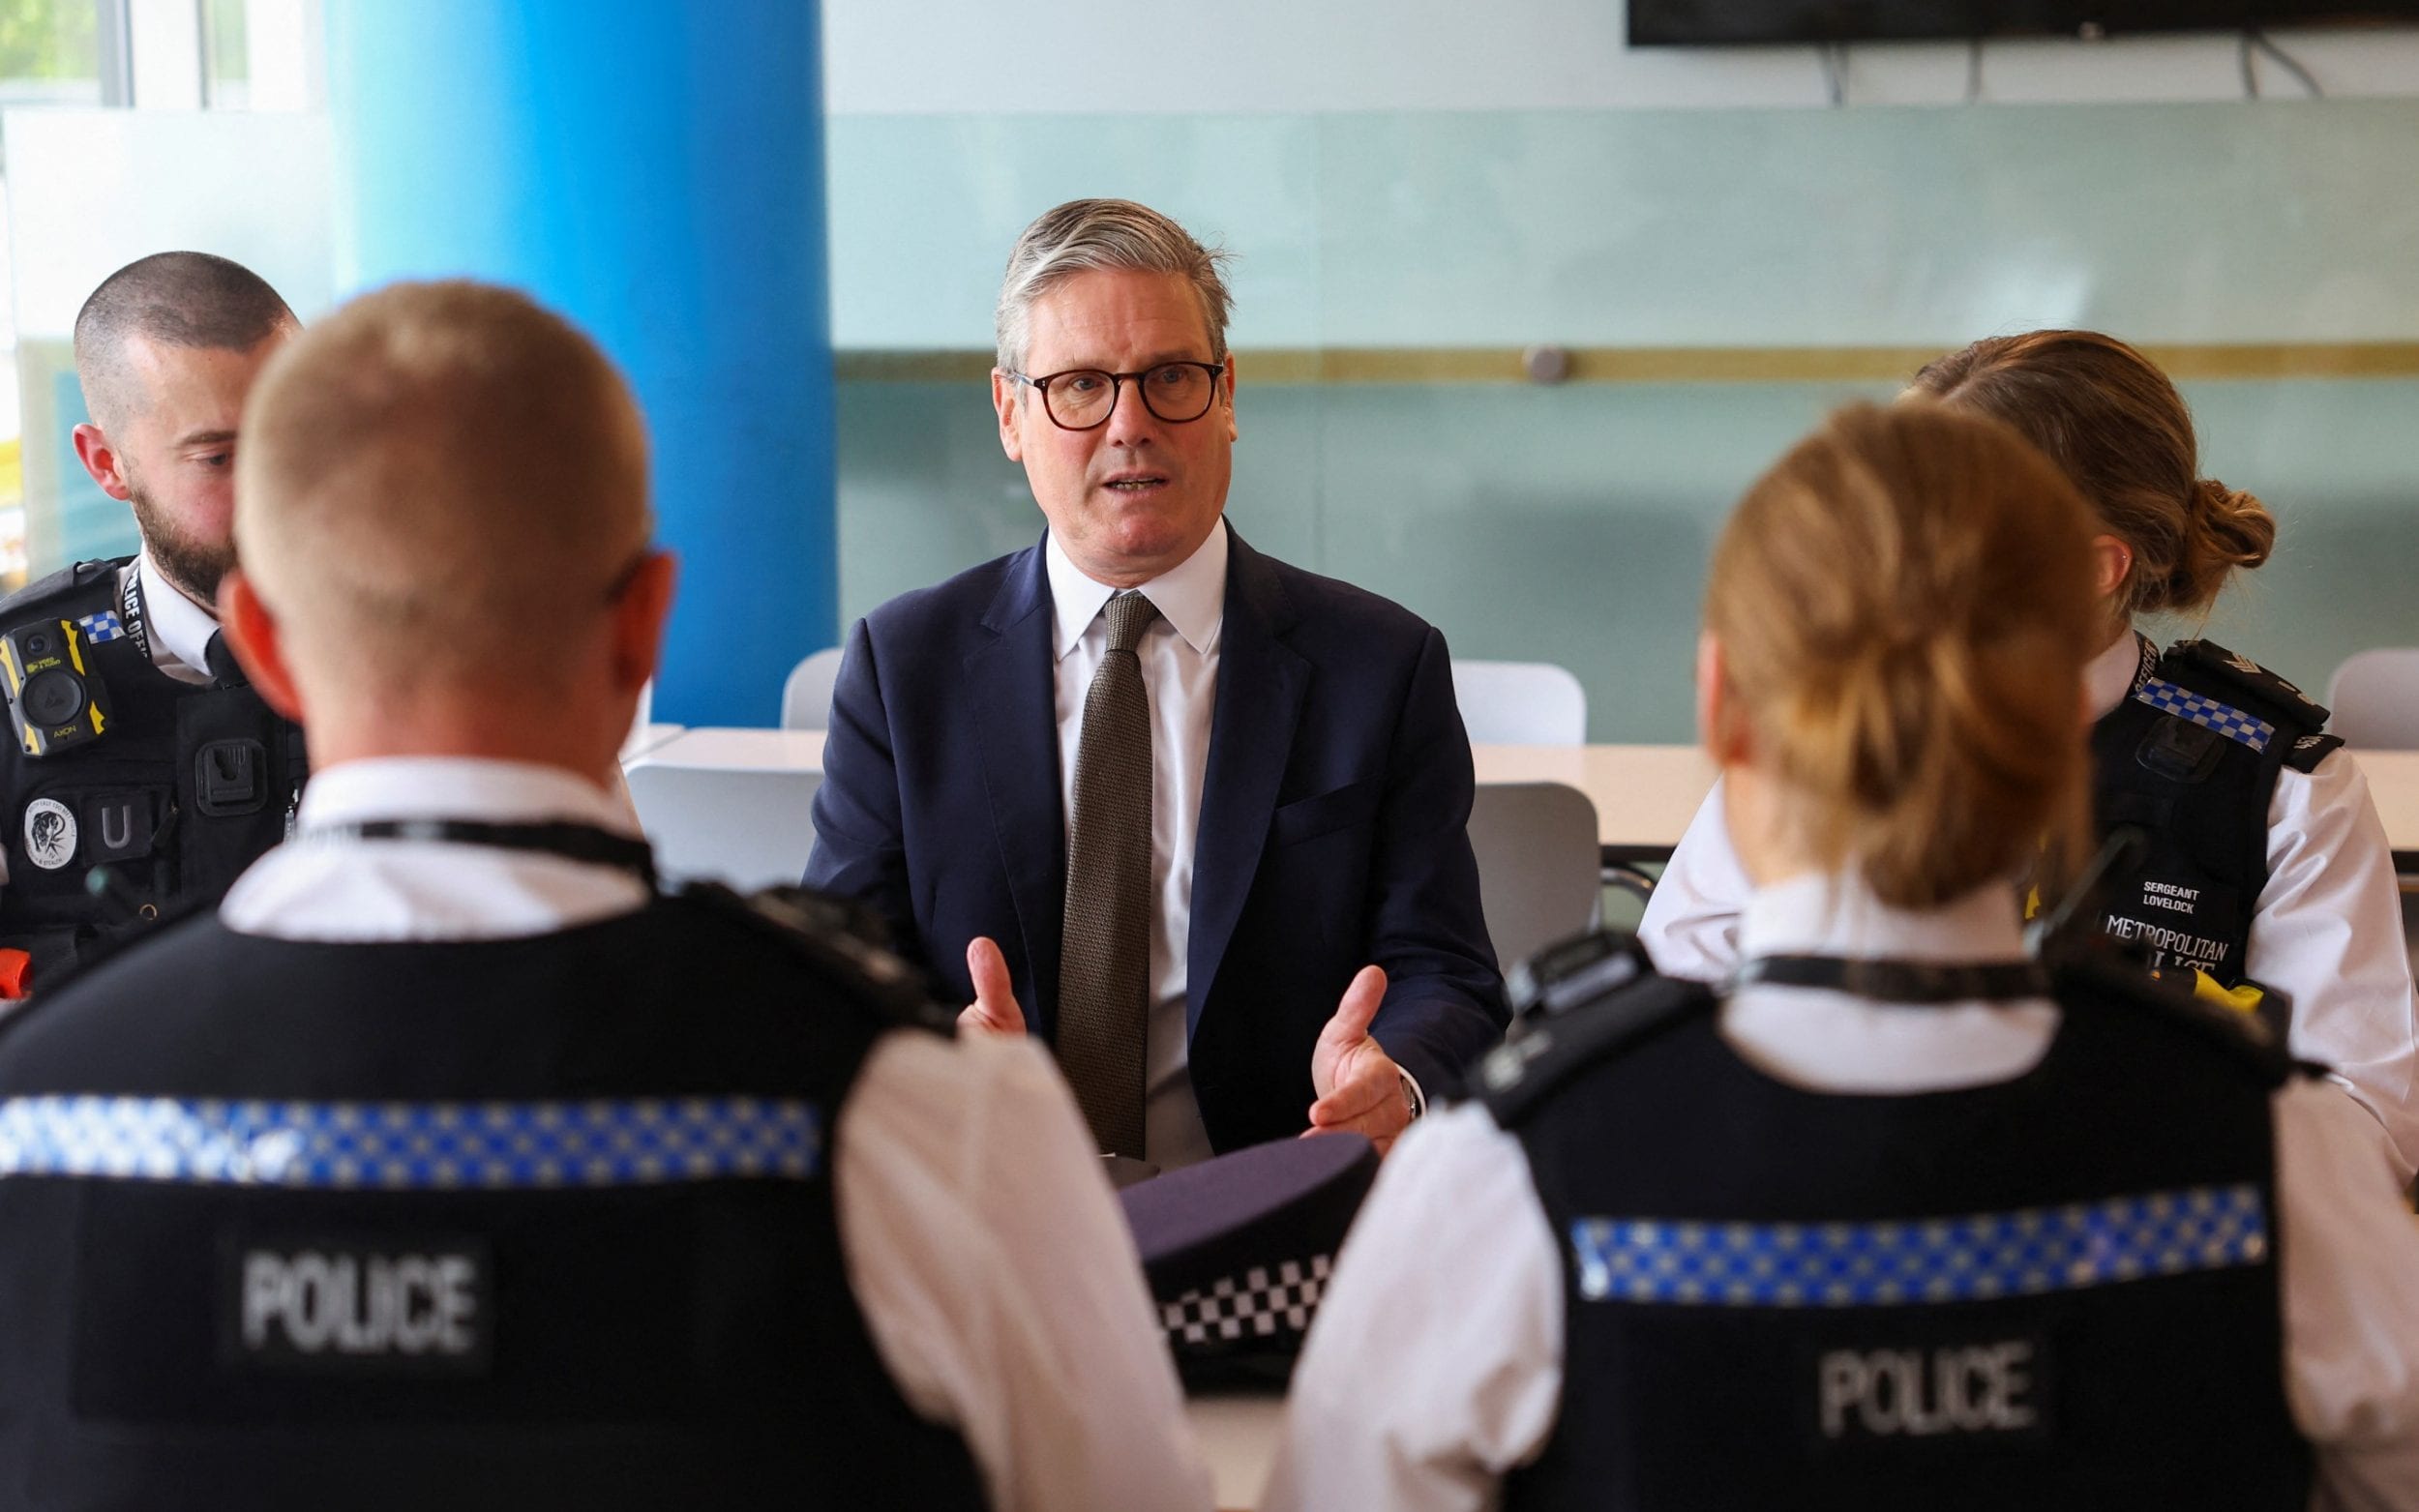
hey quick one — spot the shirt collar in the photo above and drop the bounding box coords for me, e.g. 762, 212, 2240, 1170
1043, 518, 1228, 662
1737, 871, 2029, 967
136, 550, 221, 678
2086, 626, 2148, 720
293, 756, 639, 838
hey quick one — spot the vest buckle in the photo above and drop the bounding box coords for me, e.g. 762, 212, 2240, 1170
194, 739, 268, 816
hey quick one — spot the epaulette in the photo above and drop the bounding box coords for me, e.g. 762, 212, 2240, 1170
0, 558, 123, 624
1477, 972, 1716, 1128
2052, 949, 2300, 1088
2280, 730, 2344, 775
674, 880, 953, 1032
2142, 640, 2328, 757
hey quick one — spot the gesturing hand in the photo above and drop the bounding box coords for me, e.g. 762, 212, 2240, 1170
958, 935, 1028, 1036
1306, 964, 1414, 1156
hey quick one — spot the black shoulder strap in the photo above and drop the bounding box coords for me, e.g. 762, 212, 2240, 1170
1478, 973, 1717, 1127
672, 881, 952, 1033
2052, 950, 2299, 1087
0, 557, 124, 626
2159, 639, 2329, 741
2280, 731, 2344, 775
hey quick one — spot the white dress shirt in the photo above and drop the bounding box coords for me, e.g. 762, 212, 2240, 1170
1046, 521, 1228, 1169
221, 756, 1212, 1512
1267, 874, 2419, 1512
1639, 629, 2419, 1181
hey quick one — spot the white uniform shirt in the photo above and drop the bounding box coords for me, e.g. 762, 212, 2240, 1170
1046, 522, 1227, 1169
221, 756, 1212, 1512
1639, 630, 2419, 1181
1266, 874, 2419, 1512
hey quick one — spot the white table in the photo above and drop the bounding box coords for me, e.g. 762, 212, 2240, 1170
625, 729, 2419, 865
617, 722, 685, 761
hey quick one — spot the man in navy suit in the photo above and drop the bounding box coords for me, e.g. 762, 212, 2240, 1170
806, 199, 1505, 1166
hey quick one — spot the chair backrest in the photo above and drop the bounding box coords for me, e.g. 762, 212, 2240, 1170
2328, 648, 2419, 751
624, 762, 822, 891
1468, 782, 1601, 974
780, 648, 849, 731
1452, 660, 1588, 746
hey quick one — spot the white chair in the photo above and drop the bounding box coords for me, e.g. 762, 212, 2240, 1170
624, 761, 821, 892
2328, 649, 2419, 751
780, 647, 848, 731
1452, 660, 1587, 746
1468, 782, 1602, 974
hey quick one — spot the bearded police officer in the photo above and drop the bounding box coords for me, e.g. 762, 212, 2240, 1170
0, 252, 307, 996
1266, 406, 2419, 1511
0, 282, 1210, 1511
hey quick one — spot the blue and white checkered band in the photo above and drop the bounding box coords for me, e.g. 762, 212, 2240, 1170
1569, 1184, 2269, 1308
74, 610, 124, 644
2135, 677, 2275, 754
0, 1095, 822, 1190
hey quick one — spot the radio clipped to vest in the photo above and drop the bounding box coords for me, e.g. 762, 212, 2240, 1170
0, 617, 112, 758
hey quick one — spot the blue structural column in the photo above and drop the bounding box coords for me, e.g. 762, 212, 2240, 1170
324, 1, 833, 726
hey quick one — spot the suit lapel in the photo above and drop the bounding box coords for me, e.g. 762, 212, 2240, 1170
1187, 531, 1308, 1034
969, 541, 1066, 1035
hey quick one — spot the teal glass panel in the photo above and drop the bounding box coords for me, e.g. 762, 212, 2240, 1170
49, 371, 135, 566
827, 100, 2419, 741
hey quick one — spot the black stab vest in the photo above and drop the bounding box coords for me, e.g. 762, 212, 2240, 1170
2089, 637, 2330, 991
0, 890, 986, 1512
0, 558, 307, 990
1487, 966, 2310, 1512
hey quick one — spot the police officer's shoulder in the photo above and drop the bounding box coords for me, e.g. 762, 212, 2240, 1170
2157, 639, 2331, 747
0, 557, 126, 624
1478, 931, 1717, 1127
671, 880, 952, 1033
2051, 949, 2301, 1088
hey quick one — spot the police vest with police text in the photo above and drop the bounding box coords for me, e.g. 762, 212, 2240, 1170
1481, 959, 2312, 1512
2089, 637, 2337, 989
0, 557, 306, 988
0, 886, 986, 1512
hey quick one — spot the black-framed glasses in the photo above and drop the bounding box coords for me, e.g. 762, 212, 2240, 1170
1008, 361, 1227, 430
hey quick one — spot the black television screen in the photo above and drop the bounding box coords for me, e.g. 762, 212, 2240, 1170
1628, 2, 2419, 44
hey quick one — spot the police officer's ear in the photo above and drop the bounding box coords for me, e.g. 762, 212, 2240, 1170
217, 568, 303, 723
70, 423, 134, 503
1695, 631, 1750, 767
607, 549, 677, 697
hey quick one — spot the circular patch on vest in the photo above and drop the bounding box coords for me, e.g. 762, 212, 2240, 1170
23, 797, 75, 871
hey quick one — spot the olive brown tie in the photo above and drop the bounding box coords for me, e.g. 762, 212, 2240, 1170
1057, 590, 1158, 1157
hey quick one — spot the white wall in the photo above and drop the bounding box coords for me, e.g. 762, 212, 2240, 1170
822, 0, 2419, 114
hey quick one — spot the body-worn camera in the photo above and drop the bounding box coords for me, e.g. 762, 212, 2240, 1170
0, 619, 111, 758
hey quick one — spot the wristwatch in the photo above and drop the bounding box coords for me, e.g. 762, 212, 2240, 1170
1397, 1071, 1424, 1123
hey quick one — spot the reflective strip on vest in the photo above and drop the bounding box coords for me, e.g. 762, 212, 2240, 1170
0, 1095, 821, 1188
1571, 1184, 2268, 1307
2135, 678, 2276, 754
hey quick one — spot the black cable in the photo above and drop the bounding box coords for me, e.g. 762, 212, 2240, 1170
2247, 29, 2324, 99
2239, 29, 2259, 98
1966, 37, 1985, 104
1821, 42, 1846, 106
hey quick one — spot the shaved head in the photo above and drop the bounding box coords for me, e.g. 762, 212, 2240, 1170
74, 252, 296, 431
234, 281, 652, 707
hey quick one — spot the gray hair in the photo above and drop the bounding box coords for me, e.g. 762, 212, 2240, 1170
994, 199, 1235, 374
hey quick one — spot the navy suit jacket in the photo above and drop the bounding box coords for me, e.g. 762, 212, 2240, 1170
803, 527, 1507, 1153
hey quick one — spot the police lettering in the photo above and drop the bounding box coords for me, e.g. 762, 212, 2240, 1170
1816, 1341, 2037, 1439
2102, 913, 2230, 974
241, 1249, 478, 1357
